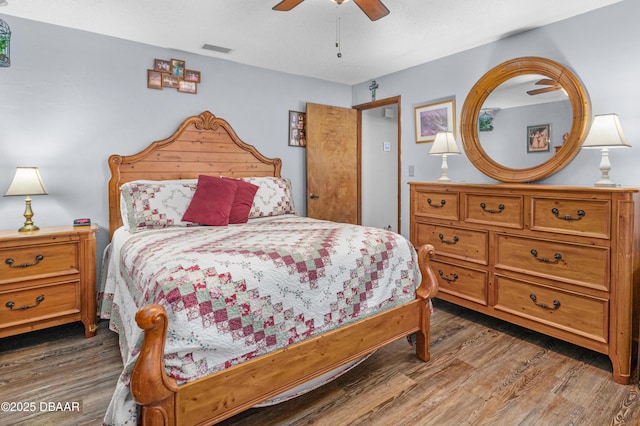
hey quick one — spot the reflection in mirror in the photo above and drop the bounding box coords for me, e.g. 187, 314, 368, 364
480, 74, 572, 169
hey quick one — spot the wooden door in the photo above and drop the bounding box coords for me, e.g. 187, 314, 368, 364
306, 103, 358, 224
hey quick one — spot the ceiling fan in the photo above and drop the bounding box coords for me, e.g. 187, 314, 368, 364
527, 79, 562, 96
273, 0, 390, 21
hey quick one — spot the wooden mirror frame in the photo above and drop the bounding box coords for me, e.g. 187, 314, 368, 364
460, 57, 591, 182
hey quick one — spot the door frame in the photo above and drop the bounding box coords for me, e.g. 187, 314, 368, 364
353, 96, 402, 232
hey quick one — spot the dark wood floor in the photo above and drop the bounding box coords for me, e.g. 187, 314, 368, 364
2, 299, 640, 425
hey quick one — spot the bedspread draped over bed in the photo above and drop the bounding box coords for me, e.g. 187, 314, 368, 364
99, 215, 421, 425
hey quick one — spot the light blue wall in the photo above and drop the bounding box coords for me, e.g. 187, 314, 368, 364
352, 0, 640, 237
0, 16, 352, 255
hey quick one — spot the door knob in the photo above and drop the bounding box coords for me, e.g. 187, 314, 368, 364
310, 194, 320, 199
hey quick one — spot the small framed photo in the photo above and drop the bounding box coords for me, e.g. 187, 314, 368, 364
527, 124, 551, 152
162, 74, 180, 88
147, 70, 162, 90
415, 98, 456, 143
170, 58, 186, 78
153, 59, 171, 73
185, 70, 201, 83
288, 110, 306, 147
178, 80, 197, 94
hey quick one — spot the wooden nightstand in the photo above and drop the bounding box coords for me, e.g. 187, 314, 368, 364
0, 225, 99, 338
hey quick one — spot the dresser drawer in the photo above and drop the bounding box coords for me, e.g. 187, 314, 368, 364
530, 197, 610, 239
495, 275, 607, 343
464, 193, 523, 229
433, 260, 488, 305
495, 234, 609, 291
413, 189, 459, 220
414, 223, 488, 264
0, 242, 78, 283
0, 280, 80, 328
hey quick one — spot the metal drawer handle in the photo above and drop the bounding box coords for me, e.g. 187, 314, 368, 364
5, 295, 45, 311
5, 254, 45, 268
438, 269, 459, 283
530, 294, 560, 310
427, 198, 446, 208
480, 202, 505, 214
438, 233, 459, 245
530, 249, 562, 264
551, 208, 585, 221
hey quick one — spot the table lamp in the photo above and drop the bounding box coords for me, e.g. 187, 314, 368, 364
4, 167, 48, 232
581, 114, 631, 187
429, 131, 461, 182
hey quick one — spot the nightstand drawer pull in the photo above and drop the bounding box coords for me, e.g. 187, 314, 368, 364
438, 233, 459, 245
551, 208, 585, 221
530, 249, 562, 264
480, 202, 505, 214
5, 295, 45, 311
438, 269, 459, 282
530, 294, 560, 310
427, 198, 446, 208
5, 254, 45, 268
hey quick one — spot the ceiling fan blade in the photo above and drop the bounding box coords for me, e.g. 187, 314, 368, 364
273, 0, 304, 11
353, 0, 390, 21
534, 78, 558, 86
527, 86, 561, 96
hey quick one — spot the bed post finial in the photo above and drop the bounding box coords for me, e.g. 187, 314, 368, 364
132, 305, 178, 425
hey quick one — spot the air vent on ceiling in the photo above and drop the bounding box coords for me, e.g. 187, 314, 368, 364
202, 44, 232, 54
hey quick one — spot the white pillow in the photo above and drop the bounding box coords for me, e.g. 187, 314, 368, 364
240, 177, 297, 218
119, 180, 198, 231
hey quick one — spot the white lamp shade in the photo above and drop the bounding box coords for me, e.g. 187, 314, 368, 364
429, 132, 461, 155
4, 167, 48, 196
582, 114, 631, 149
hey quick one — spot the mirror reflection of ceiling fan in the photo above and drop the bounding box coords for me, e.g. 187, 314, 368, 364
527, 79, 562, 96
273, 0, 390, 21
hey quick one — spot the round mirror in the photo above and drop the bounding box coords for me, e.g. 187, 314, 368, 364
460, 57, 591, 182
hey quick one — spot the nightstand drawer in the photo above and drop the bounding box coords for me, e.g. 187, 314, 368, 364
0, 280, 80, 328
0, 242, 78, 283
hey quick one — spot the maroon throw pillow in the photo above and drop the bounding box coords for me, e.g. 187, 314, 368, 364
223, 177, 259, 224
182, 175, 238, 226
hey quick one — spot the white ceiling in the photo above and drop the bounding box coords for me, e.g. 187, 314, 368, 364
0, 0, 622, 85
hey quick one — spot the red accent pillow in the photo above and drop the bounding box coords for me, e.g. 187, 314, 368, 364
182, 175, 238, 226
223, 177, 259, 224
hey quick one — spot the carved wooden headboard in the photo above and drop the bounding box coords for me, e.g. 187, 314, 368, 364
108, 111, 282, 239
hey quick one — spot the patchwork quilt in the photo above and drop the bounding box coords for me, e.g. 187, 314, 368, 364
99, 215, 421, 425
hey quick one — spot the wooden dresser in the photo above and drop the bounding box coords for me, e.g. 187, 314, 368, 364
409, 182, 640, 384
0, 225, 98, 338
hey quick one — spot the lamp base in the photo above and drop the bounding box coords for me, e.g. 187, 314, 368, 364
594, 181, 617, 188
18, 224, 40, 232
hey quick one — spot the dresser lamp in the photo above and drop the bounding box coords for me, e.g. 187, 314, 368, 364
581, 114, 631, 188
429, 131, 461, 182
4, 167, 48, 232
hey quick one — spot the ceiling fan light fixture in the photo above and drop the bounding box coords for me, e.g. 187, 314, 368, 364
331, 0, 350, 4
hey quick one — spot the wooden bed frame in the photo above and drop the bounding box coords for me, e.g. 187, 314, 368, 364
107, 111, 438, 425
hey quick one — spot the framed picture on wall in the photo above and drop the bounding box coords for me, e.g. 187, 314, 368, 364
288, 110, 306, 147
414, 98, 456, 143
178, 80, 197, 94
147, 70, 162, 90
153, 59, 171, 73
185, 69, 201, 83
170, 58, 186, 78
527, 124, 551, 152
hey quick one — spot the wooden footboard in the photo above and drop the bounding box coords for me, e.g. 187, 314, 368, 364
131, 244, 437, 425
